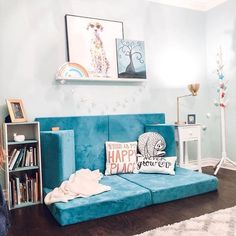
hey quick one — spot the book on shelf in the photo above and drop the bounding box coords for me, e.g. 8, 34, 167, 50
35, 171, 39, 202
8, 149, 17, 167
29, 147, 34, 166
33, 147, 37, 166
19, 183, 24, 203
9, 146, 38, 170
25, 150, 30, 167
9, 150, 21, 170
10, 178, 17, 207
9, 180, 12, 208
25, 174, 29, 202
20, 147, 27, 167
15, 177, 21, 205
33, 181, 37, 202
20, 148, 27, 168
30, 179, 34, 202
9, 172, 40, 207
12, 148, 25, 169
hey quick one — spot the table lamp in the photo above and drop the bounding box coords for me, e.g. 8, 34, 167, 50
176, 83, 200, 124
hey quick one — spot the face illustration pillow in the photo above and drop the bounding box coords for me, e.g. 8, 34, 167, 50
138, 132, 166, 158
137, 132, 176, 175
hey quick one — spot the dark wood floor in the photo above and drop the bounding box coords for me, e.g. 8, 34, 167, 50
6, 167, 236, 236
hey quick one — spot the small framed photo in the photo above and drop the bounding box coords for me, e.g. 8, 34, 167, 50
6, 99, 27, 123
187, 114, 196, 124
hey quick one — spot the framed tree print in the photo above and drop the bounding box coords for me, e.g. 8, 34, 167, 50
116, 39, 147, 79
65, 14, 124, 79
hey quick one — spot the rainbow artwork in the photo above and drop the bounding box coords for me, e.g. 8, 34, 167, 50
57, 63, 89, 78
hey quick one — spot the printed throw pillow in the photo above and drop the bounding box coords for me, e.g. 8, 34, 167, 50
105, 141, 138, 175
137, 155, 177, 175
138, 132, 166, 158
137, 132, 176, 175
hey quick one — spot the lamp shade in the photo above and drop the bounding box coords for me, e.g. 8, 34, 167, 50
188, 83, 200, 96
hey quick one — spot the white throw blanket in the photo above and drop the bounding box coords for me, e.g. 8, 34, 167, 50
44, 169, 111, 205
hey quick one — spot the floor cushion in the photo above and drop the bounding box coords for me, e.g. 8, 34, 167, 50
44, 175, 152, 226
119, 167, 218, 204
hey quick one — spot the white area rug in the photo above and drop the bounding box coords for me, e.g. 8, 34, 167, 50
135, 206, 236, 236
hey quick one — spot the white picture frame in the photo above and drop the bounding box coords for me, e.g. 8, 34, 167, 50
65, 14, 124, 79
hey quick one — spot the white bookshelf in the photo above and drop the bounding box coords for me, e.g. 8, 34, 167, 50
3, 122, 43, 209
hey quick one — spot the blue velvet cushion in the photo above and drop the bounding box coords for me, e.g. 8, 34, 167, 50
145, 124, 176, 157
40, 130, 75, 189
108, 113, 165, 142
37, 114, 219, 227
72, 116, 109, 172
37, 116, 109, 173
119, 167, 218, 204
43, 175, 152, 226
37, 114, 165, 174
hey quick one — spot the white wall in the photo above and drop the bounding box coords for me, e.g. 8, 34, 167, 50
205, 0, 236, 160
0, 0, 208, 185
0, 0, 205, 121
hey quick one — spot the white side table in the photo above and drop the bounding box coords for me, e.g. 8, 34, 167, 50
175, 124, 202, 172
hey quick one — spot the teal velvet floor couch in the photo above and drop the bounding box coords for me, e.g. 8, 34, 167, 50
36, 113, 218, 226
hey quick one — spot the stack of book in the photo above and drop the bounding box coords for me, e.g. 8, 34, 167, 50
8, 147, 37, 170
9, 172, 39, 207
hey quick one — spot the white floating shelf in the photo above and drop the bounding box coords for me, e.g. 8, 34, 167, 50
56, 76, 147, 83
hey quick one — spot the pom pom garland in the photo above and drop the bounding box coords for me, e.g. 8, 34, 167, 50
215, 47, 228, 109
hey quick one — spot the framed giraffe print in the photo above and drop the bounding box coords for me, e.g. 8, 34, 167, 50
65, 14, 124, 79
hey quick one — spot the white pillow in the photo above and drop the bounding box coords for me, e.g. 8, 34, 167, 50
138, 132, 166, 158
137, 155, 177, 175
105, 141, 138, 175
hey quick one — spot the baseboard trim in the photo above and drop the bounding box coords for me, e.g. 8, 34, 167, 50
189, 158, 236, 171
